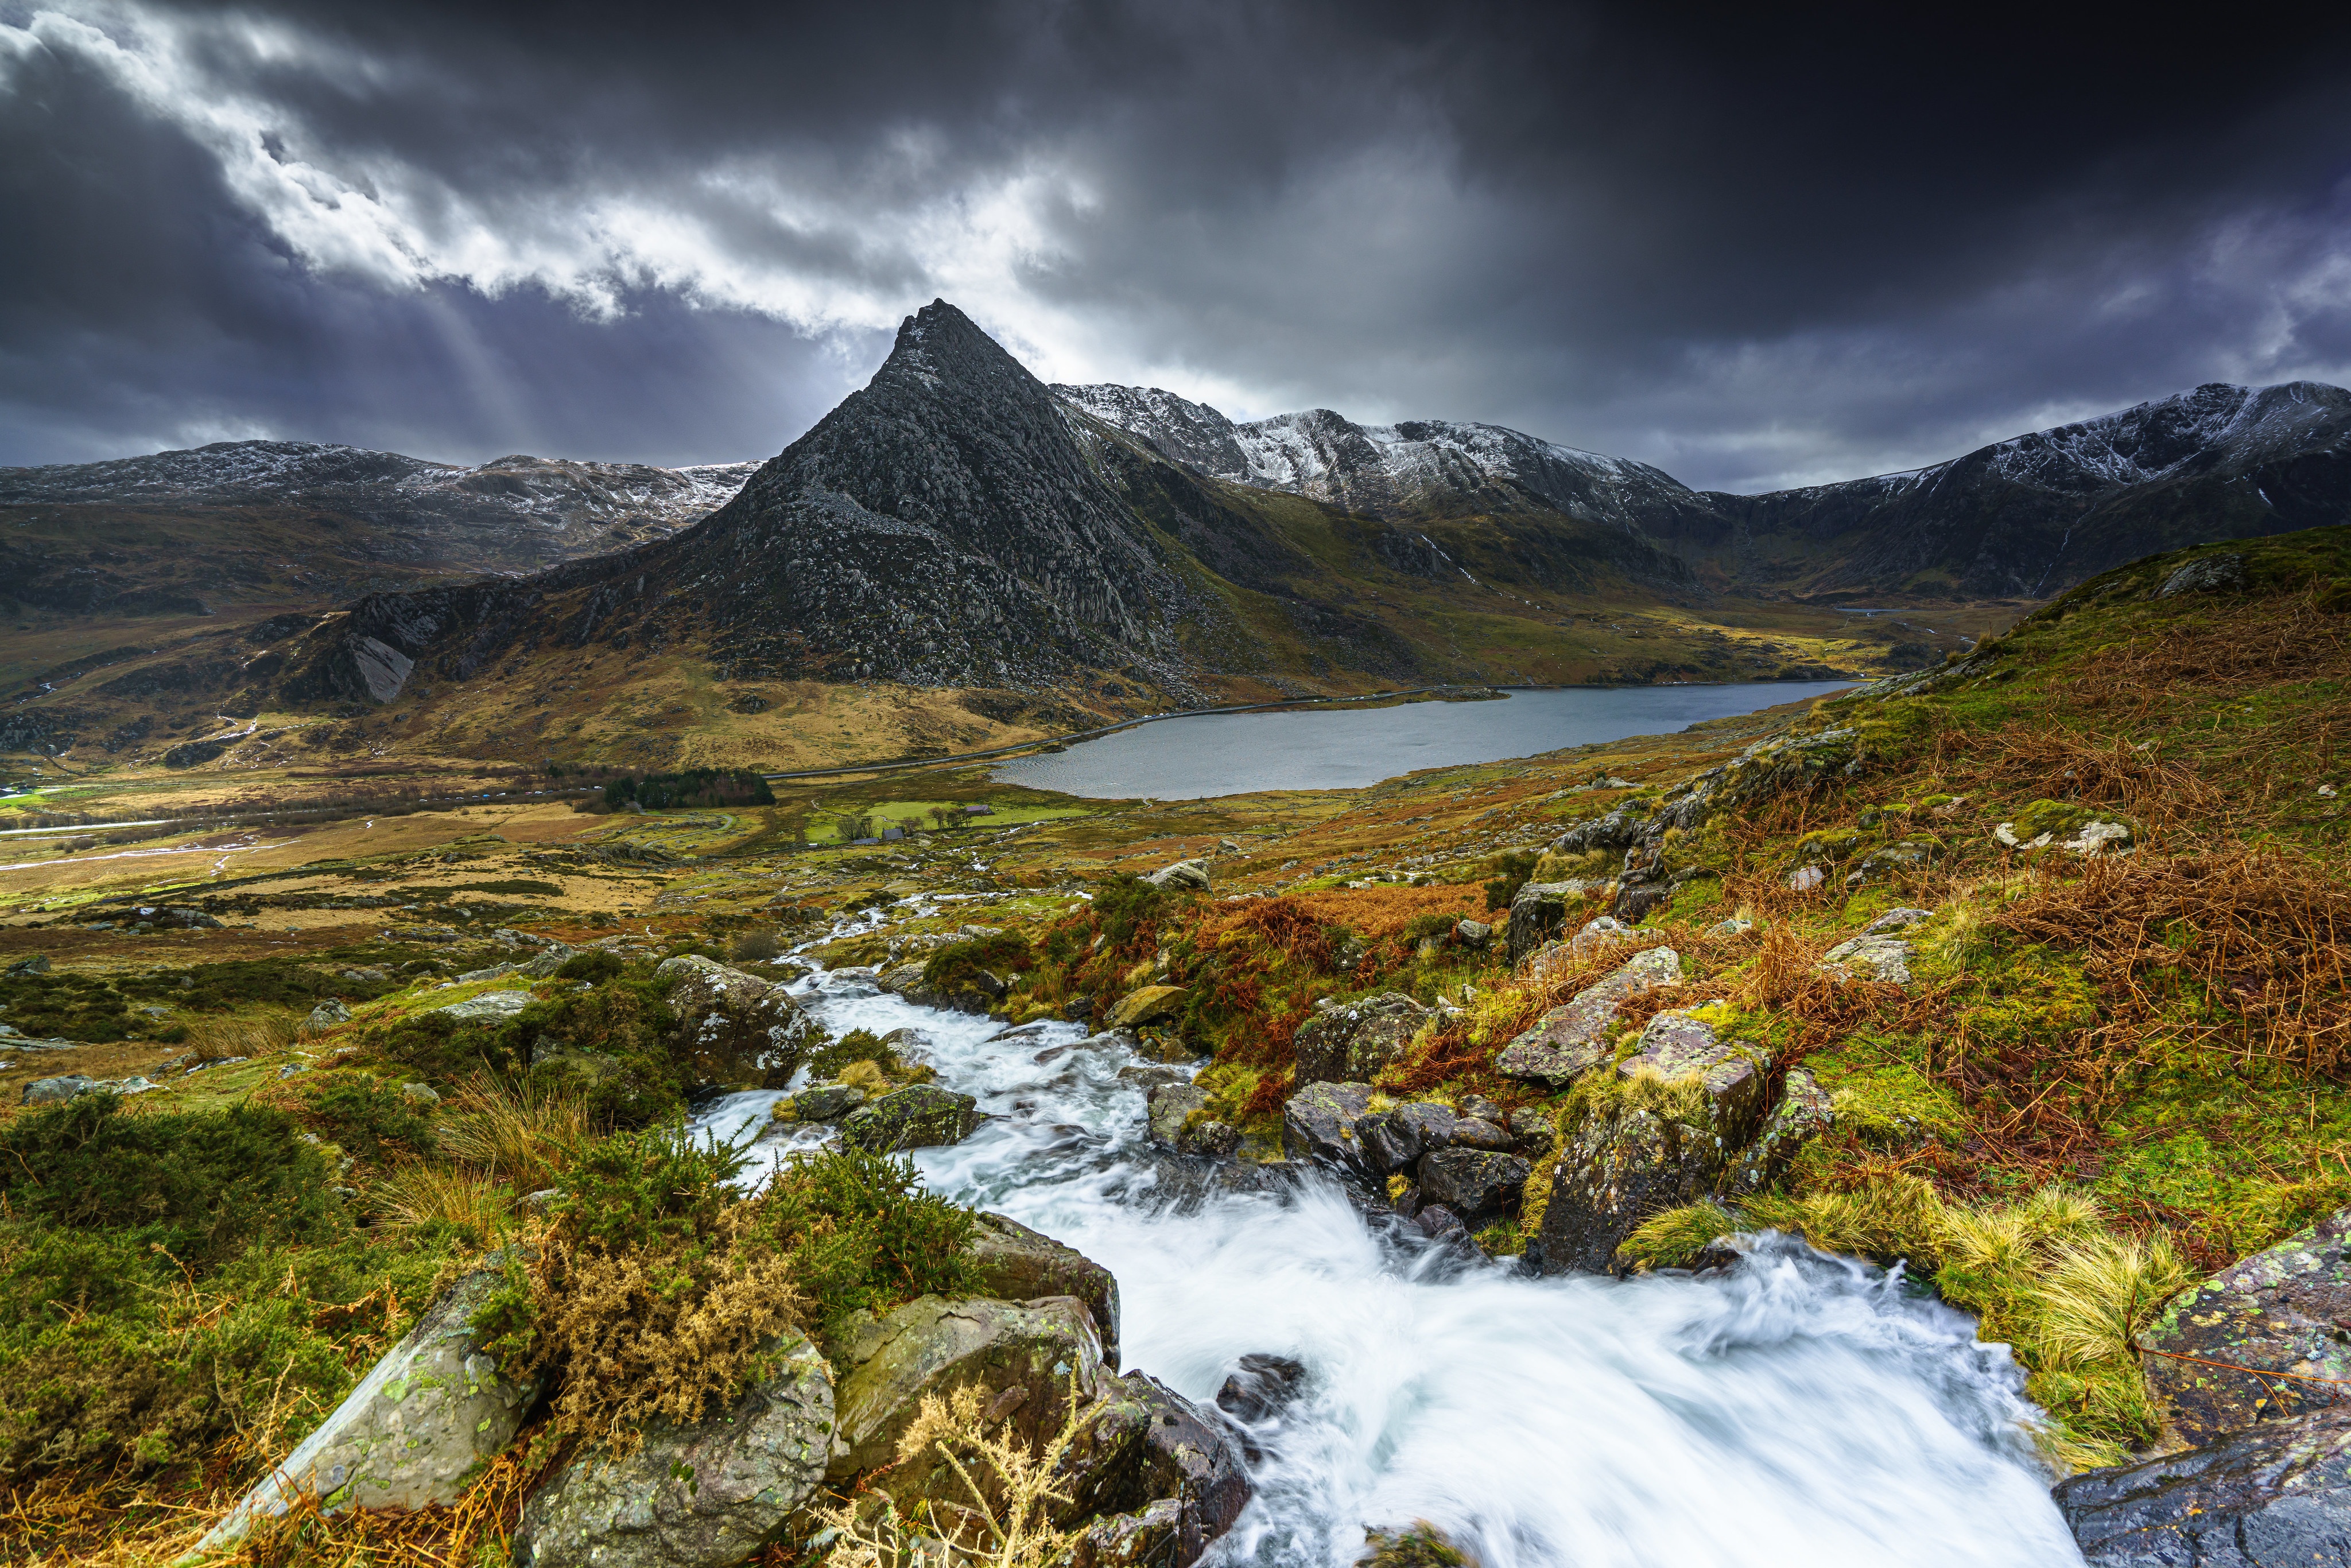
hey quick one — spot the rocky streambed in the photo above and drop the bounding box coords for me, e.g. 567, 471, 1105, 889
192, 933, 2351, 1567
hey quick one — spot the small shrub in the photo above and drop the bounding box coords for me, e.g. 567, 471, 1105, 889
0, 1094, 343, 1272
820, 1383, 1084, 1568
730, 926, 785, 963
1091, 876, 1166, 950
923, 932, 1031, 994
810, 1027, 894, 1079
301, 1077, 437, 1167
556, 949, 625, 983
1482, 850, 1540, 911
475, 1123, 801, 1452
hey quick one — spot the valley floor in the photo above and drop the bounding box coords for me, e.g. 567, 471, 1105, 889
1, 529, 2346, 1562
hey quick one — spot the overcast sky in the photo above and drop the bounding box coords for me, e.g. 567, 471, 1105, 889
5, 2, 2350, 491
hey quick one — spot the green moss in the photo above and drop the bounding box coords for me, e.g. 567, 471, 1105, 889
1803, 1054, 1967, 1148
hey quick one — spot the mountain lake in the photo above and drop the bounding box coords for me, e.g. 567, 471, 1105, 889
991, 680, 1859, 798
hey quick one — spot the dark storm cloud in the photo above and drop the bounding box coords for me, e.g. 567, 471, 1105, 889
3, 0, 2350, 488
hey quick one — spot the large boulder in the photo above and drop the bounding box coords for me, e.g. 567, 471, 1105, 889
1291, 993, 1430, 1087
829, 1295, 1105, 1480
513, 1336, 833, 1568
841, 1085, 981, 1152
1280, 1081, 1379, 1178
2055, 1406, 2351, 1566
657, 954, 813, 1086
965, 1212, 1122, 1365
1415, 1148, 1531, 1227
190, 1256, 540, 1557
1493, 946, 1681, 1087
1052, 1372, 1252, 1568
2140, 1207, 2351, 1444
431, 989, 537, 1022
1142, 859, 1212, 892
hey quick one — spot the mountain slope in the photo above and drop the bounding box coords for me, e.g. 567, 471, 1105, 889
0, 443, 756, 624
1062, 380, 2351, 601
0, 304, 1984, 770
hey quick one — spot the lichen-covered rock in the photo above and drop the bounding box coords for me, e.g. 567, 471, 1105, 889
1815, 933, 1912, 985
1104, 985, 1186, 1030
513, 1336, 832, 1568
1617, 1011, 1767, 1153
1142, 859, 1211, 891
1449, 1116, 1515, 1152
430, 988, 536, 1021
965, 1212, 1122, 1364
785, 1082, 867, 1122
657, 953, 813, 1086
1533, 1098, 1718, 1276
830, 1295, 1104, 1480
2055, 1406, 2351, 1566
1145, 1082, 1209, 1151
2140, 1208, 2351, 1444
1279, 1081, 1379, 1177
1357, 1101, 1458, 1175
1416, 1148, 1531, 1225
1721, 1068, 1833, 1198
1072, 1497, 1184, 1568
1493, 946, 1681, 1086
1292, 992, 1430, 1087
304, 999, 352, 1031
191, 1256, 540, 1557
841, 1085, 980, 1152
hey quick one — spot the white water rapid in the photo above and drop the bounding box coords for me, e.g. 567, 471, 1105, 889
691, 960, 2086, 1568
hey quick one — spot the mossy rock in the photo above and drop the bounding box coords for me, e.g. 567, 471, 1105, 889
841, 1086, 980, 1152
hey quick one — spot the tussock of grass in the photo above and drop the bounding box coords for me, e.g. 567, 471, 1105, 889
370, 1163, 513, 1243
434, 1076, 589, 1194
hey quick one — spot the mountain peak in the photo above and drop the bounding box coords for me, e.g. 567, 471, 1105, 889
877, 298, 1032, 393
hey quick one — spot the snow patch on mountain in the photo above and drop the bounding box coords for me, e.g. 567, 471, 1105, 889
0, 441, 760, 530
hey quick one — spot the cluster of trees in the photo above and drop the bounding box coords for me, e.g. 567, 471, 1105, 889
602, 768, 778, 812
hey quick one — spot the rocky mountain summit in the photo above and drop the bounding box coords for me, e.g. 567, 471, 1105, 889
1061, 379, 2351, 600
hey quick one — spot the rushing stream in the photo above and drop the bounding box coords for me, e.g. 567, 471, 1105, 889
691, 953, 2085, 1568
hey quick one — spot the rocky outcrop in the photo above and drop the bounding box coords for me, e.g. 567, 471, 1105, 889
1052, 1372, 1253, 1568
965, 1212, 1122, 1365
1531, 1014, 1770, 1276
657, 954, 813, 1087
1145, 1082, 1209, 1149
2140, 1208, 2351, 1444
1291, 992, 1430, 1087
841, 1085, 981, 1152
191, 1256, 540, 1557
2055, 1406, 2351, 1566
828, 1295, 1105, 1480
513, 1336, 833, 1568
1280, 1081, 1379, 1177
1493, 946, 1681, 1086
